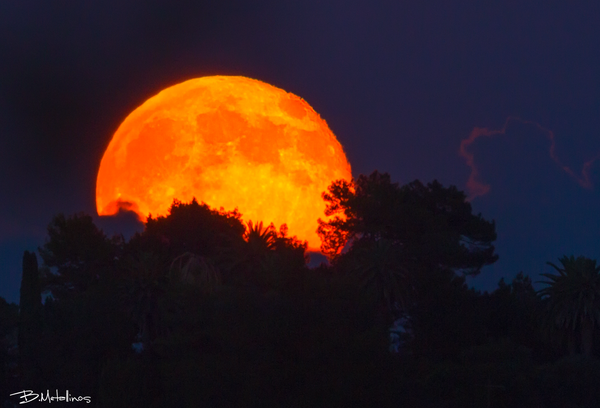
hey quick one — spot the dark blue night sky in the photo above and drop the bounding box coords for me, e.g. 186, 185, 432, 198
2, 1, 600, 303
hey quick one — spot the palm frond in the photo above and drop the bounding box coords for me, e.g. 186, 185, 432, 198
537, 255, 600, 338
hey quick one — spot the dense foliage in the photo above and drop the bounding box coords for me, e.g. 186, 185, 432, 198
2, 171, 600, 407
317, 171, 497, 276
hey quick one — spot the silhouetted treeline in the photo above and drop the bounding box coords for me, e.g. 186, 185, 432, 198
2, 171, 600, 407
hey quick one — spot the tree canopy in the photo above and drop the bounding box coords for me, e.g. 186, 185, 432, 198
142, 198, 246, 261
11, 173, 600, 407
318, 171, 498, 276
39, 213, 121, 299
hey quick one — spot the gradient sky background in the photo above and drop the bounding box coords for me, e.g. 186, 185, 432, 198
2, 1, 600, 303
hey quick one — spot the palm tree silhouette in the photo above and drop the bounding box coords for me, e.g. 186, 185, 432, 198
169, 252, 221, 294
242, 221, 277, 286
216, 220, 279, 288
537, 255, 600, 357
349, 238, 412, 324
244, 220, 277, 253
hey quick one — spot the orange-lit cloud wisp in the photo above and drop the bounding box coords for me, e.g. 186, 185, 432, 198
459, 116, 600, 201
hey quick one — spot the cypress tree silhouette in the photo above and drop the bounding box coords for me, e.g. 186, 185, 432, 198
18, 250, 42, 387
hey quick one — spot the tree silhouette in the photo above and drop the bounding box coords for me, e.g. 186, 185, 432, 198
488, 272, 550, 360
318, 171, 498, 275
0, 297, 19, 403
242, 221, 278, 288
406, 267, 486, 360
537, 255, 600, 357
169, 252, 221, 294
122, 250, 170, 348
318, 172, 498, 358
25, 177, 580, 405
219, 220, 307, 290
39, 213, 120, 299
144, 198, 245, 261
345, 237, 411, 323
245, 220, 277, 252
18, 250, 42, 386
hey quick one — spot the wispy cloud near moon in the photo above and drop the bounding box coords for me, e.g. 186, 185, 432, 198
459, 117, 600, 200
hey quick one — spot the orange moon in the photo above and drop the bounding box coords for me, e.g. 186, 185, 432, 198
96, 76, 352, 250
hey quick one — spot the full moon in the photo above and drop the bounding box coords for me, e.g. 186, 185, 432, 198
96, 76, 352, 250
